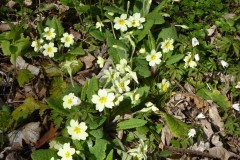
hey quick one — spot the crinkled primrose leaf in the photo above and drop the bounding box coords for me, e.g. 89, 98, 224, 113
117, 118, 147, 130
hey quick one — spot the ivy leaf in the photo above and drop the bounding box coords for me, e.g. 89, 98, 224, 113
17, 69, 34, 87
160, 112, 191, 138
31, 149, 58, 160
117, 118, 147, 130
11, 97, 49, 127
89, 139, 109, 160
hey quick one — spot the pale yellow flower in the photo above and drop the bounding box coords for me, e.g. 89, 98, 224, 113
43, 27, 56, 40
114, 14, 131, 32
67, 119, 88, 140
61, 33, 74, 47
42, 42, 57, 58
161, 38, 174, 53
57, 143, 75, 160
146, 49, 162, 67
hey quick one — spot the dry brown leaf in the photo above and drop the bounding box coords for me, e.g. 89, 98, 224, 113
16, 56, 40, 75
21, 122, 42, 146
190, 141, 210, 152
207, 25, 217, 36
8, 130, 23, 149
182, 93, 209, 109
0, 23, 10, 32
223, 13, 235, 20
80, 53, 95, 69
201, 119, 214, 139
161, 126, 172, 146
184, 82, 195, 94
24, 0, 32, 6
5, 152, 18, 160
208, 103, 225, 136
211, 135, 223, 147
6, 0, 16, 8
207, 147, 232, 160
35, 123, 58, 149
70, 29, 81, 41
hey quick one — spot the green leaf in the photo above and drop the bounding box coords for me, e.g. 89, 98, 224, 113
17, 69, 34, 87
46, 17, 64, 38
1, 40, 11, 56
86, 115, 107, 129
47, 96, 69, 114
133, 57, 151, 78
90, 29, 105, 41
14, 34, 30, 56
89, 139, 109, 160
166, 54, 184, 65
103, 6, 125, 14
117, 118, 147, 130
160, 112, 191, 138
159, 150, 172, 158
31, 149, 58, 160
157, 23, 178, 42
148, 31, 156, 50
11, 97, 49, 126
146, 9, 165, 25
133, 20, 154, 43
196, 89, 230, 111
87, 76, 99, 102
69, 45, 85, 55
106, 149, 114, 160
89, 127, 104, 138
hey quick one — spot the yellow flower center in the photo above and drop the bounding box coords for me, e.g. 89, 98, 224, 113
46, 31, 52, 37
65, 151, 71, 158
47, 47, 53, 53
132, 20, 137, 27
162, 83, 168, 91
74, 126, 81, 134
119, 82, 124, 88
67, 98, 72, 104
65, 36, 71, 43
151, 55, 156, 60
119, 19, 125, 25
188, 58, 193, 64
165, 41, 171, 48
99, 97, 107, 104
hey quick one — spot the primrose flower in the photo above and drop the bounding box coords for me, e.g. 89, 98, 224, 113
192, 37, 199, 47
63, 93, 81, 109
138, 48, 146, 55
91, 89, 115, 112
146, 49, 162, 67
49, 140, 63, 150
96, 21, 104, 32
114, 78, 131, 94
113, 94, 124, 106
114, 14, 131, 32
184, 53, 197, 68
42, 42, 57, 58
140, 102, 159, 112
116, 59, 128, 74
220, 60, 228, 68
157, 79, 170, 92
129, 90, 140, 104
232, 103, 239, 111
43, 27, 56, 40
103, 67, 120, 82
57, 143, 75, 160
31, 39, 43, 52
161, 38, 174, 53
67, 119, 88, 140
97, 56, 105, 68
128, 139, 148, 160
61, 33, 74, 47
125, 66, 139, 84
188, 128, 196, 138
235, 82, 240, 89
128, 13, 145, 29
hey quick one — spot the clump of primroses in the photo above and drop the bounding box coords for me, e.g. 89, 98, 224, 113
31, 27, 74, 58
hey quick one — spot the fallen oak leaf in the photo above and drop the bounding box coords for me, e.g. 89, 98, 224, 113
182, 93, 209, 109
80, 53, 95, 69
35, 123, 58, 149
